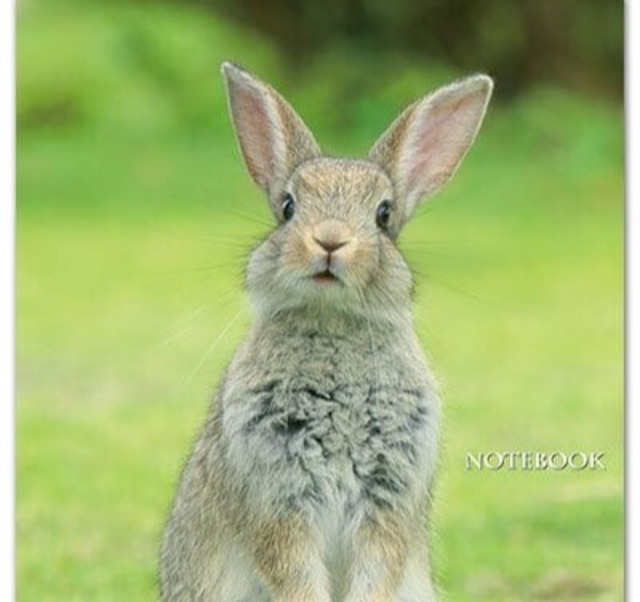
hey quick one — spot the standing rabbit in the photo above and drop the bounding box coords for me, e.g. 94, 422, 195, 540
160, 62, 492, 602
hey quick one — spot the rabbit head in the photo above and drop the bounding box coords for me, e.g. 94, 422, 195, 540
222, 62, 493, 321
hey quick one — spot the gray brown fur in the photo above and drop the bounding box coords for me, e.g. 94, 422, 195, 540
160, 62, 493, 601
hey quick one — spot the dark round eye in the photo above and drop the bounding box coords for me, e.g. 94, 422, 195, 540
282, 193, 295, 222
376, 200, 392, 229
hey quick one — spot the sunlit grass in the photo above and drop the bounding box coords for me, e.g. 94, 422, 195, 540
17, 173, 622, 601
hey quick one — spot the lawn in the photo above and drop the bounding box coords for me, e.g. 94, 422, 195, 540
17, 3, 623, 601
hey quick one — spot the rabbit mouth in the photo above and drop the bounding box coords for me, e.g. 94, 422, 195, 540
311, 269, 340, 285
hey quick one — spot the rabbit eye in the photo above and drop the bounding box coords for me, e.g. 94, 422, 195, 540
282, 193, 295, 221
376, 200, 392, 229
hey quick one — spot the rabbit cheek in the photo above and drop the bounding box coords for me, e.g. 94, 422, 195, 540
340, 239, 378, 288
280, 233, 315, 277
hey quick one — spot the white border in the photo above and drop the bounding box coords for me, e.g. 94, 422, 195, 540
0, 3, 632, 602
627, 0, 638, 600
0, 0, 15, 599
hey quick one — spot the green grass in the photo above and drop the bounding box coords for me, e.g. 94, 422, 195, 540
17, 2, 623, 601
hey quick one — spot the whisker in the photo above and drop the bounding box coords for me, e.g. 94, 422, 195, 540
177, 262, 246, 274
143, 306, 207, 356
179, 309, 246, 392
419, 270, 505, 309
165, 235, 255, 250
226, 208, 274, 228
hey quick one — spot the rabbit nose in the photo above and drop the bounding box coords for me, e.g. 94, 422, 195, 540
313, 237, 348, 254
310, 219, 353, 255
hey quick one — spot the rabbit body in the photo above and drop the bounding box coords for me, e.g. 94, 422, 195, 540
161, 309, 440, 601
160, 63, 492, 601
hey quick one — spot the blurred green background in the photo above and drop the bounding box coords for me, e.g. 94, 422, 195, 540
17, 0, 624, 600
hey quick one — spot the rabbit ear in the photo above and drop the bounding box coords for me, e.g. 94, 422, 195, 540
369, 75, 493, 220
222, 62, 321, 196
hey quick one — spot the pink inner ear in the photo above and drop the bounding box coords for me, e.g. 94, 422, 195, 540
233, 87, 277, 188
404, 96, 476, 198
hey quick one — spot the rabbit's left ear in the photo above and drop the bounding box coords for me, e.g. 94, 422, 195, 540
369, 75, 493, 220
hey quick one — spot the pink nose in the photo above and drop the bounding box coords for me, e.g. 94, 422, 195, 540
313, 237, 348, 254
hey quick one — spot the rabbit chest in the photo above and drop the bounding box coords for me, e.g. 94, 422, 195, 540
220, 320, 441, 519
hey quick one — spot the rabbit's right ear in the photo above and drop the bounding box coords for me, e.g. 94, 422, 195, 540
222, 62, 321, 196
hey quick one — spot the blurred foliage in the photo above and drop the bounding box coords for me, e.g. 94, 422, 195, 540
191, 0, 623, 99
17, 1, 281, 133
17, 0, 622, 137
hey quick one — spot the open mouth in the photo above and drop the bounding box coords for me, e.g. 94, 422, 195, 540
312, 269, 338, 284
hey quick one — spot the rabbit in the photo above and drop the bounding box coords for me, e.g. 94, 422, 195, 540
159, 61, 493, 602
